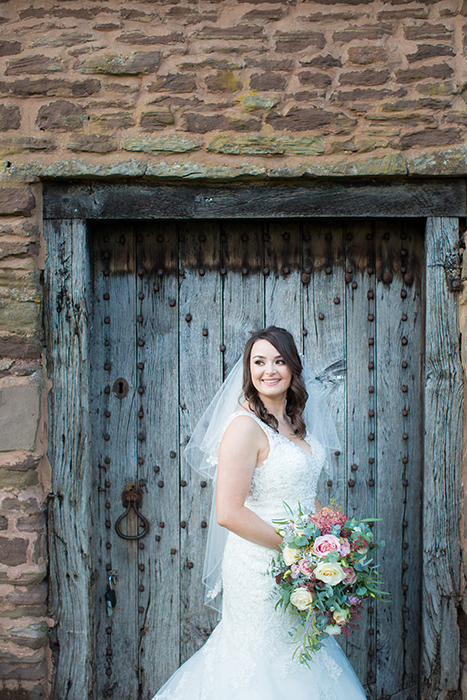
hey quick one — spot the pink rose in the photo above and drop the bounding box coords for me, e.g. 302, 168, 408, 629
291, 564, 301, 579
312, 534, 340, 558
349, 595, 360, 606
299, 559, 314, 577
339, 539, 351, 556
343, 566, 357, 585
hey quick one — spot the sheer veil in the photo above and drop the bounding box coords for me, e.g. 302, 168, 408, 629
184, 353, 341, 614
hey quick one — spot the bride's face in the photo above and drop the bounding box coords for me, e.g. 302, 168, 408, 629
249, 339, 292, 400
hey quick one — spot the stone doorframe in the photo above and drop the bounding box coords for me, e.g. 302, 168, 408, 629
43, 179, 465, 700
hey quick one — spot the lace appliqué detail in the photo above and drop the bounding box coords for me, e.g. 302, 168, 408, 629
319, 648, 344, 681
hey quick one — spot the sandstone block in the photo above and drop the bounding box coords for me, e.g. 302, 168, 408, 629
90, 112, 135, 130
246, 58, 294, 71
300, 54, 342, 68
148, 74, 197, 92
250, 72, 287, 91
266, 107, 334, 131
241, 94, 280, 111
207, 134, 325, 156
0, 685, 45, 700
7, 583, 47, 605
184, 114, 260, 133
140, 110, 175, 130
378, 7, 429, 19
36, 101, 87, 131
0, 374, 40, 451
348, 47, 388, 65
123, 135, 200, 153
0, 567, 45, 585
2, 78, 101, 98
80, 52, 161, 75
340, 69, 390, 86
0, 604, 46, 619
404, 23, 453, 40
333, 24, 392, 41
6, 55, 63, 76
0, 41, 21, 57
0, 106, 20, 131
401, 128, 461, 149
298, 71, 332, 88
0, 137, 56, 155
94, 22, 122, 32
197, 25, 265, 40
417, 81, 455, 95
0, 515, 6, 530
0, 188, 35, 216
16, 512, 45, 532
275, 31, 325, 52
0, 658, 47, 681
0, 297, 41, 336
332, 87, 407, 103
396, 64, 453, 83
206, 71, 242, 92
32, 534, 45, 564
67, 135, 117, 153
0, 536, 28, 565
0, 469, 38, 489
407, 44, 454, 63
117, 31, 185, 45
2, 622, 48, 649
31, 31, 94, 48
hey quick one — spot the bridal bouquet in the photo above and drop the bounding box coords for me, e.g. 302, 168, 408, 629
270, 501, 388, 664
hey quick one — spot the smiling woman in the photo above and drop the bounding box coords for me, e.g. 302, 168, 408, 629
152, 327, 367, 700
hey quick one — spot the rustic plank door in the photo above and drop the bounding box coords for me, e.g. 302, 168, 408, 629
89, 218, 424, 700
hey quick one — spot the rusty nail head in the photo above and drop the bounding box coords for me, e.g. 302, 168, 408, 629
402, 520, 408, 527
170, 450, 176, 458
367, 267, 373, 275
201, 521, 207, 528
138, 386, 145, 394
154, 284, 159, 293
326, 267, 332, 275
302, 329, 307, 336
202, 329, 208, 337
242, 267, 249, 276
220, 267, 227, 276
106, 542, 111, 549
139, 541, 144, 550
104, 293, 110, 300
383, 271, 393, 283
138, 292, 144, 300
402, 584, 408, 591
104, 269, 109, 277
318, 313, 324, 320
106, 626, 112, 634
334, 296, 340, 305
369, 409, 375, 417
403, 542, 408, 549
104, 317, 110, 324
348, 479, 355, 487
105, 520, 111, 528
402, 408, 408, 416
138, 362, 144, 370
157, 268, 164, 276
402, 456, 408, 464
159, 522, 165, 528
352, 281, 358, 289
169, 299, 176, 307
138, 457, 144, 465
368, 386, 374, 393
368, 362, 374, 370
334, 451, 340, 456
139, 606, 144, 613
368, 433, 375, 440
220, 344, 226, 352
402, 362, 408, 369
367, 290, 374, 300
402, 385, 408, 392
158, 480, 164, 488
104, 340, 110, 347
105, 501, 111, 509
369, 457, 375, 464
199, 268, 205, 276
345, 273, 352, 283
155, 535, 161, 541
187, 561, 194, 569
401, 314, 407, 321
138, 266, 144, 277
179, 268, 185, 277
185, 314, 192, 322
301, 273, 310, 284
401, 290, 407, 299
402, 562, 408, 570
171, 548, 177, 555
105, 456, 111, 464
154, 465, 160, 473
351, 463, 358, 471
368, 314, 374, 322
401, 248, 407, 256
181, 521, 187, 528
137, 315, 143, 323
180, 480, 187, 487
368, 479, 375, 486
105, 410, 111, 418
368, 337, 374, 345
104, 386, 111, 394
263, 267, 270, 276
401, 337, 408, 345
138, 338, 145, 347
106, 563, 112, 571
326, 479, 333, 487
201, 481, 207, 488
402, 433, 408, 440
139, 563, 145, 571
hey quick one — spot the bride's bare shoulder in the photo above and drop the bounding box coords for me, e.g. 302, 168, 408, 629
221, 410, 265, 446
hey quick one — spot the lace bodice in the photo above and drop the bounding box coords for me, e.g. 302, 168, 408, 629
225, 411, 327, 523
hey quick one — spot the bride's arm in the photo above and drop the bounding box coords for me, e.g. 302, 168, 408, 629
216, 416, 282, 551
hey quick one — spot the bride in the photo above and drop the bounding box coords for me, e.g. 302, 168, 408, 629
152, 326, 367, 700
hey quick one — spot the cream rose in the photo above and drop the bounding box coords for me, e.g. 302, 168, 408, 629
333, 609, 348, 625
314, 561, 345, 586
290, 588, 314, 611
324, 624, 342, 636
283, 546, 300, 566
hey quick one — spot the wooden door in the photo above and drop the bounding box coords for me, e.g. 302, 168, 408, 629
89, 218, 424, 700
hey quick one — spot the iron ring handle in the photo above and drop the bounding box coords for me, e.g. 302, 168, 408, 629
115, 497, 150, 541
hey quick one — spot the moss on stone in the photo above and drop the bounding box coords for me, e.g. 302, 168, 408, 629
207, 134, 325, 156
123, 135, 201, 153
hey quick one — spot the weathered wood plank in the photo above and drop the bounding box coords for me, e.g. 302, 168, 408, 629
374, 220, 424, 698
222, 220, 264, 374
302, 220, 346, 516
91, 223, 139, 699
344, 221, 376, 684
137, 222, 181, 693
178, 221, 222, 661
44, 219, 93, 700
422, 217, 463, 699
43, 181, 466, 220
264, 220, 302, 340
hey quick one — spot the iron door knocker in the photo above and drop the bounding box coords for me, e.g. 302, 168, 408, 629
115, 484, 150, 540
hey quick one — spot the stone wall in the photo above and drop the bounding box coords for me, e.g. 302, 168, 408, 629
0, 0, 466, 698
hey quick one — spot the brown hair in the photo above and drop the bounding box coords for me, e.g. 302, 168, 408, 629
242, 326, 308, 437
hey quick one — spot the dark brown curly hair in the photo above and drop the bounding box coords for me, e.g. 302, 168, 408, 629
242, 326, 308, 438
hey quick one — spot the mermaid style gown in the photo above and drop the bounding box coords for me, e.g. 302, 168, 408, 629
152, 412, 368, 700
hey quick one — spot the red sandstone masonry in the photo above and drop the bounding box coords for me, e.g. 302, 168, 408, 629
0, 1, 466, 698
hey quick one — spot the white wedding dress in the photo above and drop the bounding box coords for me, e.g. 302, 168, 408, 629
152, 412, 368, 700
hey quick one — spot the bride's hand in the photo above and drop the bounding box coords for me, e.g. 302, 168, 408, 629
216, 415, 283, 551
